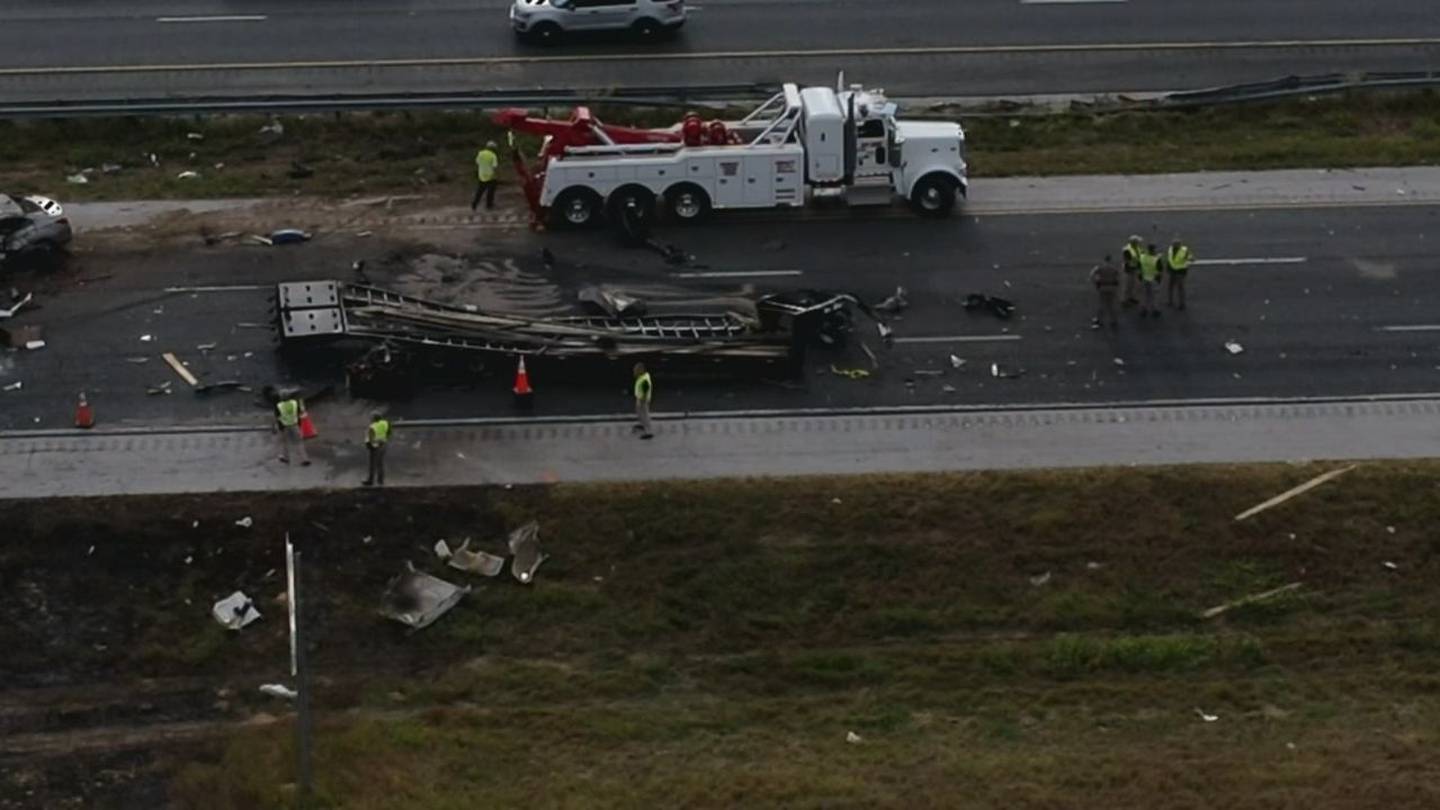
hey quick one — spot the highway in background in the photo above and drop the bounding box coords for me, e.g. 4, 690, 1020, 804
0, 0, 1438, 101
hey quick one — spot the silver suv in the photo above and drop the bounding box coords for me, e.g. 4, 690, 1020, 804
511, 0, 686, 44
0, 194, 71, 270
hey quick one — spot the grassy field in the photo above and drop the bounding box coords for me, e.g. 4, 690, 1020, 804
2, 463, 1438, 808
2, 91, 1439, 202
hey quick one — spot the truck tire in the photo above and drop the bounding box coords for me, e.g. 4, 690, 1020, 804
910, 174, 958, 218
551, 187, 604, 229
608, 185, 656, 222
664, 184, 712, 224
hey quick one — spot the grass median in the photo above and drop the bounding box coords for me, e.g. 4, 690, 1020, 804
3, 462, 1438, 808
2, 91, 1439, 203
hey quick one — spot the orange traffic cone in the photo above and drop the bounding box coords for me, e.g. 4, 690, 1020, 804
512, 356, 534, 409
74, 391, 95, 429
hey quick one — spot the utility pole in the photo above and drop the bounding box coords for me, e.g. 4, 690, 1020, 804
286, 534, 315, 807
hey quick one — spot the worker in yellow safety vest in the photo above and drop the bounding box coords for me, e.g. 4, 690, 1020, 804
1138, 243, 1163, 318
362, 411, 390, 487
632, 363, 654, 440
274, 395, 310, 465
472, 141, 500, 211
1120, 234, 1143, 307
1166, 238, 1195, 311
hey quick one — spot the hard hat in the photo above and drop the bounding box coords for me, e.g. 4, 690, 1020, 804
486, 140, 498, 149
1128, 234, 1142, 243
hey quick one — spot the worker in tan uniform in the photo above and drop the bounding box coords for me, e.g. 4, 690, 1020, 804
1166, 238, 1195, 310
1120, 235, 1143, 307
1089, 254, 1120, 331
471, 140, 499, 211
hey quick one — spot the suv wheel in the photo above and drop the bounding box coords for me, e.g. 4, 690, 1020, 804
527, 22, 562, 45
632, 18, 662, 39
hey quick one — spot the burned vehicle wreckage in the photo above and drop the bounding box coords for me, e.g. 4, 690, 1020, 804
272, 280, 890, 396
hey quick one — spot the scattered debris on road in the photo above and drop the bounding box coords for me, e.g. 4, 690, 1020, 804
1029, 571, 1052, 587
991, 363, 1024, 379
1, 324, 44, 349
162, 352, 200, 388
0, 292, 34, 319
949, 354, 965, 369
874, 286, 909, 314
176, 171, 200, 181
259, 683, 298, 700
146, 382, 173, 396
433, 539, 453, 560
2, 381, 22, 392
234, 516, 253, 528
964, 293, 1015, 320
211, 591, 260, 631
139, 334, 155, 343
1383, 561, 1399, 571
381, 563, 469, 629
508, 522, 547, 584
1194, 708, 1220, 723
831, 365, 871, 380
845, 731, 863, 744
1200, 582, 1303, 619
1234, 465, 1357, 521
1225, 340, 1245, 355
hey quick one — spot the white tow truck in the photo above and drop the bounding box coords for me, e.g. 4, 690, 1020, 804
493, 78, 967, 227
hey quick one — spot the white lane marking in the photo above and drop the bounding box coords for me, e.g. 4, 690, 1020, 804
1021, 0, 1126, 4
163, 284, 268, 292
156, 15, 267, 24
1191, 257, 1308, 266
10, 37, 1440, 76
670, 270, 802, 278
893, 335, 1023, 344
1377, 325, 1440, 333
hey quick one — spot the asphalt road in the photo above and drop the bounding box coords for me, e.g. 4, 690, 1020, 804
2, 0, 1439, 101
4, 202, 1439, 432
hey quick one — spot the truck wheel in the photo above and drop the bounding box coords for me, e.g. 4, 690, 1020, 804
664, 184, 711, 224
608, 186, 656, 222
551, 188, 603, 229
910, 174, 958, 218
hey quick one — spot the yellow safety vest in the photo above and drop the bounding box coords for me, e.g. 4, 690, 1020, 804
369, 419, 390, 444
1138, 252, 1161, 282
475, 148, 498, 183
634, 373, 653, 403
276, 399, 299, 427
1121, 242, 1141, 270
1167, 245, 1193, 272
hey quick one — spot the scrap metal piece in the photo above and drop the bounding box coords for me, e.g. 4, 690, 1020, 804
1199, 582, 1303, 619
212, 591, 260, 631
874, 286, 909, 314
578, 285, 646, 318
507, 522, 547, 584
381, 562, 469, 629
448, 539, 506, 577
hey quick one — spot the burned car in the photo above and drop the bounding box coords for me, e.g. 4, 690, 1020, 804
0, 193, 72, 269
